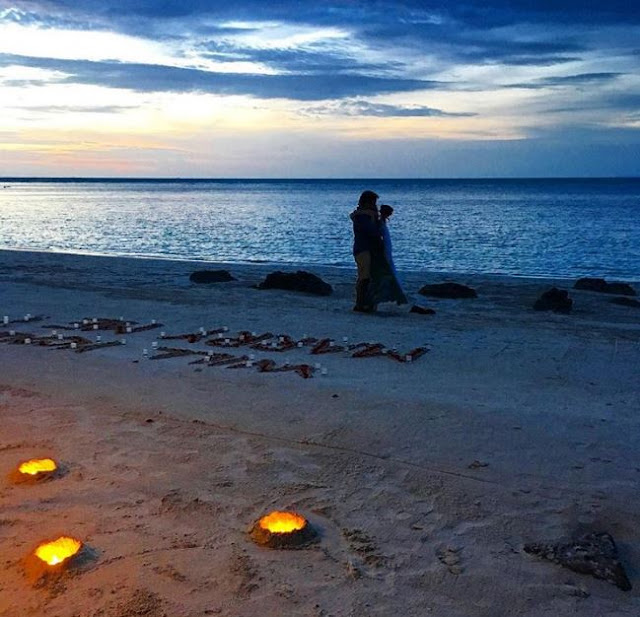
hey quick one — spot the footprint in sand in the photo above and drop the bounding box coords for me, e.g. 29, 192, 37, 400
436, 546, 464, 575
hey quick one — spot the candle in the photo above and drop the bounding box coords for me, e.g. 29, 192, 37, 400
51, 330, 57, 336
246, 360, 253, 367
160, 331, 166, 338
57, 334, 64, 341
92, 318, 97, 323
120, 339, 126, 345
126, 327, 132, 333
73, 323, 79, 329
151, 319, 157, 325
297, 342, 303, 348
93, 324, 99, 330
314, 363, 321, 370
24, 338, 31, 344
96, 335, 101, 343
343, 336, 348, 343
70, 342, 77, 349
405, 355, 412, 363
151, 341, 158, 349
321, 367, 328, 376
9, 329, 15, 336
142, 348, 148, 357
2, 316, 8, 324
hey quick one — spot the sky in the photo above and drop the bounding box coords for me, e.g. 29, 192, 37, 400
0, 0, 639, 177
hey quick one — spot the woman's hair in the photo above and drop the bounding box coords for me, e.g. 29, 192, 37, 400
358, 190, 379, 208
380, 204, 394, 219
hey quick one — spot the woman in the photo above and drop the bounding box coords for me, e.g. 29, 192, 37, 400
369, 204, 408, 307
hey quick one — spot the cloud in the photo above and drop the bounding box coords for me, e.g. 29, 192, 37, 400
8, 104, 138, 113
301, 100, 476, 118
504, 72, 624, 89
0, 53, 443, 100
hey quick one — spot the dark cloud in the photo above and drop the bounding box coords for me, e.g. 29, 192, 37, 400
0, 53, 442, 100
200, 44, 403, 75
302, 101, 476, 118
504, 72, 624, 89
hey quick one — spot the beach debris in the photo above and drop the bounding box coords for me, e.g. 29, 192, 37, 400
150, 347, 207, 360
311, 338, 344, 354
257, 270, 333, 296
351, 343, 386, 358
418, 282, 478, 299
574, 277, 636, 296
610, 296, 640, 308
9, 458, 59, 484
250, 511, 318, 549
75, 340, 123, 353
409, 305, 436, 315
387, 347, 428, 363
533, 287, 573, 313
189, 269, 237, 283
524, 532, 632, 591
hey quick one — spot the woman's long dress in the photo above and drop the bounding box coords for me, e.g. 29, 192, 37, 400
368, 220, 408, 306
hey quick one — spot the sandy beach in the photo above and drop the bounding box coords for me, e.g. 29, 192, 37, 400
1, 248, 639, 617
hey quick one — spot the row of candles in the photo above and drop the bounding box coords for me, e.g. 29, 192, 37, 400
14, 457, 313, 572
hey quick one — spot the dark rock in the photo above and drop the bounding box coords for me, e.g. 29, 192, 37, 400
533, 287, 572, 313
610, 296, 640, 308
410, 305, 436, 315
524, 532, 632, 591
418, 282, 477, 299
189, 270, 236, 284
257, 271, 332, 296
574, 277, 636, 296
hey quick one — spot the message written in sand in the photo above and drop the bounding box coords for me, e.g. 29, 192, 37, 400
0, 317, 429, 379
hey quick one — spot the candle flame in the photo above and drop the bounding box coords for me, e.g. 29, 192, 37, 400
258, 511, 307, 534
35, 537, 82, 566
18, 458, 57, 476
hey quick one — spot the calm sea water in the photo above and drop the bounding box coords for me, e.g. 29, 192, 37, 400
1, 178, 638, 279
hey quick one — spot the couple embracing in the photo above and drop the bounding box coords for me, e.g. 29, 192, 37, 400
350, 190, 408, 313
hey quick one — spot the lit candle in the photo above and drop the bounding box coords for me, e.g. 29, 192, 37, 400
3, 316, 8, 324
70, 342, 77, 349
92, 318, 97, 323
9, 329, 15, 336
24, 338, 31, 345
151, 319, 157, 325
93, 324, 98, 330
51, 330, 57, 336
142, 348, 148, 357
73, 323, 79, 329
160, 331, 166, 338
405, 355, 412, 363
96, 335, 101, 343
314, 362, 321, 370
151, 341, 158, 349
120, 338, 126, 345
321, 367, 328, 376
126, 327, 132, 333
57, 334, 64, 341
297, 342, 303, 348
343, 336, 348, 343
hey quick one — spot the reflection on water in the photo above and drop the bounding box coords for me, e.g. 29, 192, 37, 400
0, 178, 638, 279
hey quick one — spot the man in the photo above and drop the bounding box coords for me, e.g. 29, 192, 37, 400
350, 190, 383, 312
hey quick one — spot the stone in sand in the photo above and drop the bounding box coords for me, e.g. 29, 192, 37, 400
418, 282, 477, 299
533, 287, 572, 313
189, 270, 236, 283
257, 270, 333, 296
610, 296, 640, 308
524, 532, 632, 591
574, 277, 636, 296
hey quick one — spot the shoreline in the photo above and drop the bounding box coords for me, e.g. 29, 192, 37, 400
1, 248, 639, 616
3, 247, 639, 285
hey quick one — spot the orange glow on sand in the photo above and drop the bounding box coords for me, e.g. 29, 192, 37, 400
258, 511, 307, 534
18, 458, 57, 476
34, 537, 82, 566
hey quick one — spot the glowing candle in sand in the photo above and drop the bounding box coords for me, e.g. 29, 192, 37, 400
142, 348, 148, 357
321, 367, 328, 376
151, 342, 158, 349
3, 315, 9, 324
34, 536, 82, 566
96, 335, 101, 343
9, 329, 15, 336
151, 319, 157, 325
70, 342, 77, 349
18, 458, 57, 477
73, 323, 79, 329
24, 338, 31, 345
126, 327, 132, 333
160, 332, 166, 338
93, 324, 99, 330
405, 355, 412, 363
92, 318, 97, 324
57, 334, 64, 341
250, 511, 317, 549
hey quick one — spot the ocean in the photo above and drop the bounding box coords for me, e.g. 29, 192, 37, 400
1, 178, 638, 280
